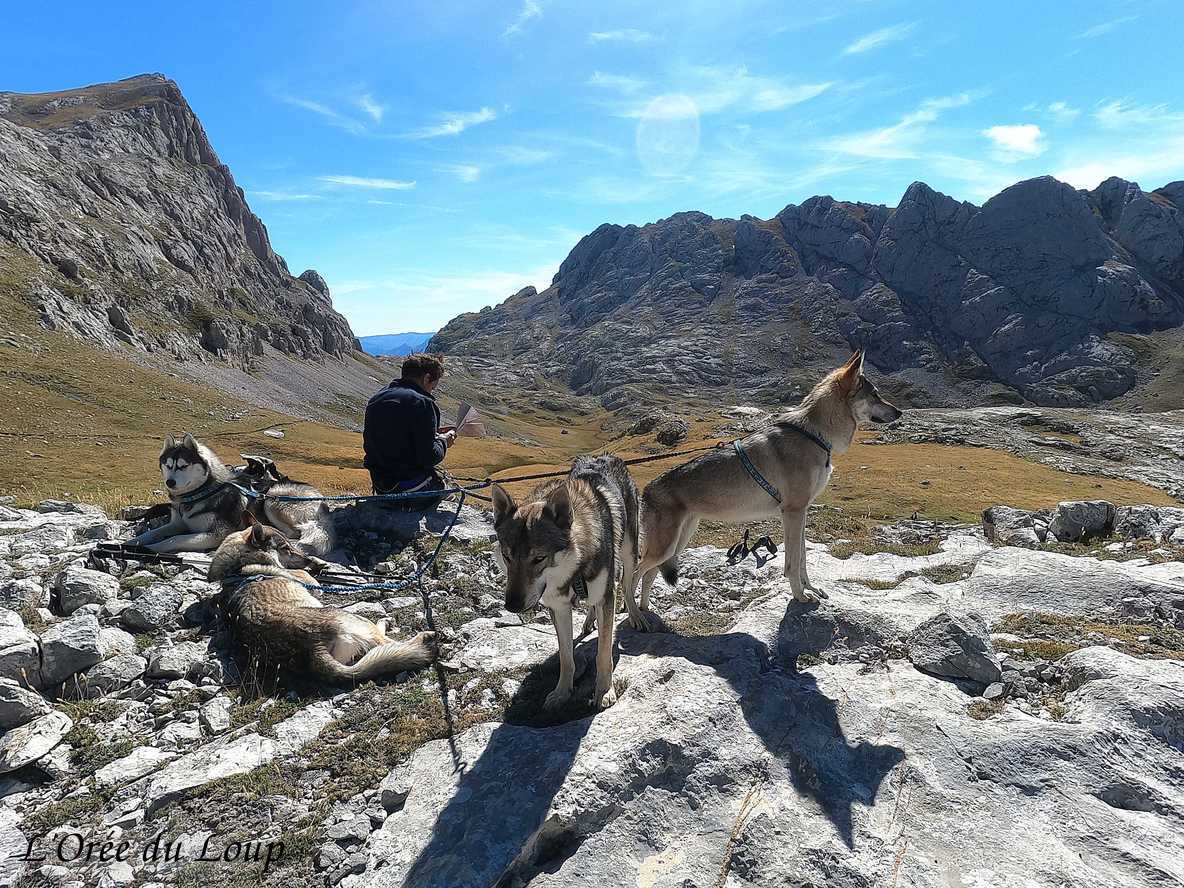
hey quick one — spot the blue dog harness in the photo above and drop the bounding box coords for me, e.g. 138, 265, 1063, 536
733, 424, 833, 506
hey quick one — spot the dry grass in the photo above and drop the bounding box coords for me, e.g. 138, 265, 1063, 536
993, 612, 1184, 661
2, 264, 1178, 539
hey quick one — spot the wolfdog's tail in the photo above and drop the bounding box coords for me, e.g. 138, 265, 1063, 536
659, 556, 679, 586
313, 632, 437, 681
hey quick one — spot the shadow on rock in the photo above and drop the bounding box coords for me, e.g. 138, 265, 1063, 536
399, 635, 609, 887
618, 602, 905, 850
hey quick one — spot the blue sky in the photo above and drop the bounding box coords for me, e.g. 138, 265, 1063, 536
4, 1, 1183, 334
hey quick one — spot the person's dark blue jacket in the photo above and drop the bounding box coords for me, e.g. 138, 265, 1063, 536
363, 379, 446, 492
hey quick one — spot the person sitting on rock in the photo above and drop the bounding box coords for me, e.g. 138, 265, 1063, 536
363, 353, 456, 510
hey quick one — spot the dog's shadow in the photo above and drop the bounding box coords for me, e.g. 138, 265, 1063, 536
398, 601, 905, 887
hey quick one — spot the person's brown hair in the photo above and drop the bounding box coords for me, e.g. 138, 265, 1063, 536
401, 353, 445, 383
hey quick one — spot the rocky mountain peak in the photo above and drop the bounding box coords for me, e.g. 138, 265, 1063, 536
431, 174, 1184, 410
0, 74, 360, 365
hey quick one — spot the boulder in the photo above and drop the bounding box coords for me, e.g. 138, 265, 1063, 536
0, 610, 41, 687
906, 611, 1001, 684
0, 577, 47, 610
199, 696, 233, 734
83, 654, 147, 696
145, 640, 212, 680
981, 505, 1040, 546
1048, 500, 1116, 543
40, 613, 103, 686
55, 565, 120, 614
0, 678, 51, 729
0, 710, 72, 774
121, 583, 184, 631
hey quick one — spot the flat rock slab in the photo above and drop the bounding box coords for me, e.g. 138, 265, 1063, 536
95, 745, 178, 790
142, 701, 333, 813
353, 624, 1184, 888
455, 615, 587, 673
0, 710, 72, 774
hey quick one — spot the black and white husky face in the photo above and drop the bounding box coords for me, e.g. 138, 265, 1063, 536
159, 434, 211, 496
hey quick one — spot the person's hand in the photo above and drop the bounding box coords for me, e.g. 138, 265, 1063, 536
441, 430, 457, 446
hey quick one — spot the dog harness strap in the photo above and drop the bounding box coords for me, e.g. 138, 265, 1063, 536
733, 441, 782, 505
571, 574, 588, 599
177, 480, 227, 505
785, 422, 832, 464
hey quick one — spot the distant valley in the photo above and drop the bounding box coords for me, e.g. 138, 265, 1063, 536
359, 332, 435, 356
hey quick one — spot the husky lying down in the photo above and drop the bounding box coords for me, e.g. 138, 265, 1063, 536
208, 523, 436, 681
127, 435, 334, 555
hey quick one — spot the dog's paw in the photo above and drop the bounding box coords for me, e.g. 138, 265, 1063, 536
543, 687, 572, 710
791, 588, 823, 604
804, 584, 829, 600
627, 611, 656, 632
595, 686, 618, 710
578, 612, 597, 639
415, 631, 439, 659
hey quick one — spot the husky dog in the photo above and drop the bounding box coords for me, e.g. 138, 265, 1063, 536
127, 434, 248, 553
207, 523, 436, 681
632, 351, 901, 621
492, 455, 639, 711
236, 455, 335, 556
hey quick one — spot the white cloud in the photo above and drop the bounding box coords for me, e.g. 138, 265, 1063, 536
247, 190, 322, 202
497, 146, 554, 165
1093, 99, 1184, 130
318, 175, 416, 190
823, 93, 974, 159
354, 91, 385, 123
280, 95, 366, 134
613, 66, 833, 118
1046, 101, 1080, 123
750, 82, 834, 112
982, 124, 1046, 160
842, 22, 918, 56
406, 107, 498, 139
588, 71, 649, 94
1055, 139, 1184, 190
504, 0, 542, 37
588, 29, 657, 44
1074, 16, 1138, 40
438, 163, 482, 183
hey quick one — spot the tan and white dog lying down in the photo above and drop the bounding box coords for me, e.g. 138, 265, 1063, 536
628, 351, 902, 625
208, 524, 437, 682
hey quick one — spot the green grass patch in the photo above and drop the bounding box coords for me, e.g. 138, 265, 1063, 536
828, 539, 944, 560
993, 612, 1184, 661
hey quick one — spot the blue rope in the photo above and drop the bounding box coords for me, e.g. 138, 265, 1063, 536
228, 480, 490, 503
221, 489, 469, 596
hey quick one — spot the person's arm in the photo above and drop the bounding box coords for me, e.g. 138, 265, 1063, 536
411, 398, 448, 468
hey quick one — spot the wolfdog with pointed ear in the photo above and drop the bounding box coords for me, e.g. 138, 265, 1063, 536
629, 351, 902, 625
491, 455, 639, 711
127, 433, 248, 553
208, 523, 436, 681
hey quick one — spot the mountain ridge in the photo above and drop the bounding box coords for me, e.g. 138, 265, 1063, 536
431, 175, 1184, 410
0, 73, 361, 365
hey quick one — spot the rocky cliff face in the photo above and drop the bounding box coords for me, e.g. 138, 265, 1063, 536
432, 176, 1184, 408
0, 74, 360, 363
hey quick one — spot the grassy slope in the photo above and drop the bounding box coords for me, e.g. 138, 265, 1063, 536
1, 273, 1177, 521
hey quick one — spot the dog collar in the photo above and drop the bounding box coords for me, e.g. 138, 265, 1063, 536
176, 480, 227, 506
785, 422, 832, 463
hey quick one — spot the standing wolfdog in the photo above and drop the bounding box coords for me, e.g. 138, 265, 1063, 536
208, 524, 436, 681
630, 351, 901, 624
492, 455, 639, 711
